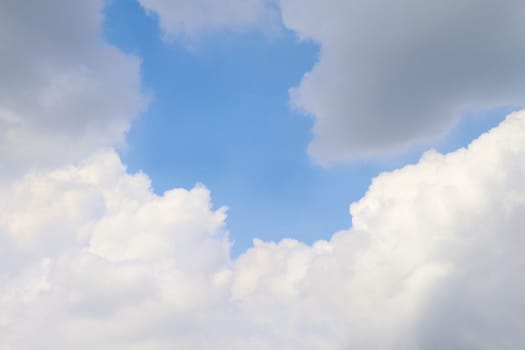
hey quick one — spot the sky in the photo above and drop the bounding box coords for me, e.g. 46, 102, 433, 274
105, 0, 509, 255
1, 1, 525, 349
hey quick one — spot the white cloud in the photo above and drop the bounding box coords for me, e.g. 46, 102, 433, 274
0, 151, 232, 349
0, 0, 146, 178
1, 110, 525, 349
278, 0, 525, 163
137, 0, 279, 40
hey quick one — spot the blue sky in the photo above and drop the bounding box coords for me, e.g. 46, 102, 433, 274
103, 0, 509, 255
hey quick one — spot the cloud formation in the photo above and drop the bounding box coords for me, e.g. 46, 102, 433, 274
278, 0, 525, 163
2, 1, 525, 348
137, 0, 278, 40
1, 110, 524, 349
131, 0, 525, 162
0, 0, 145, 177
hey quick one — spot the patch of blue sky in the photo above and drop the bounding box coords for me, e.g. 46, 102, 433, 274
104, 0, 511, 256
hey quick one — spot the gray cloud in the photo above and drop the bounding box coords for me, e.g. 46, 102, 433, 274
0, 0, 146, 177
279, 0, 525, 163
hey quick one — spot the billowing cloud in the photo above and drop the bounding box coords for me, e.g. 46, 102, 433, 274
1, 110, 524, 349
278, 0, 525, 163
0, 0, 145, 178
137, 0, 279, 40
0, 151, 232, 349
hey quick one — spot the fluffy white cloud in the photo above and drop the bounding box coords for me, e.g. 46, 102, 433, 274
0, 151, 232, 349
137, 0, 279, 40
278, 0, 525, 163
1, 110, 524, 349
0, 0, 145, 178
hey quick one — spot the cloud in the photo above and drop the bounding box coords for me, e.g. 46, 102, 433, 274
1, 110, 524, 349
0, 151, 232, 349
278, 0, 525, 163
0, 0, 146, 178
137, 0, 279, 40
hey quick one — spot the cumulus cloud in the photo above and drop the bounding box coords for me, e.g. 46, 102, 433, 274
278, 0, 525, 163
0, 151, 231, 349
1, 110, 525, 349
0, 0, 145, 178
137, 0, 279, 40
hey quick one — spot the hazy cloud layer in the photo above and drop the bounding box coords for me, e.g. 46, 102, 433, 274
137, 0, 279, 40
1, 110, 524, 349
0, 0, 145, 177
279, 0, 525, 163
